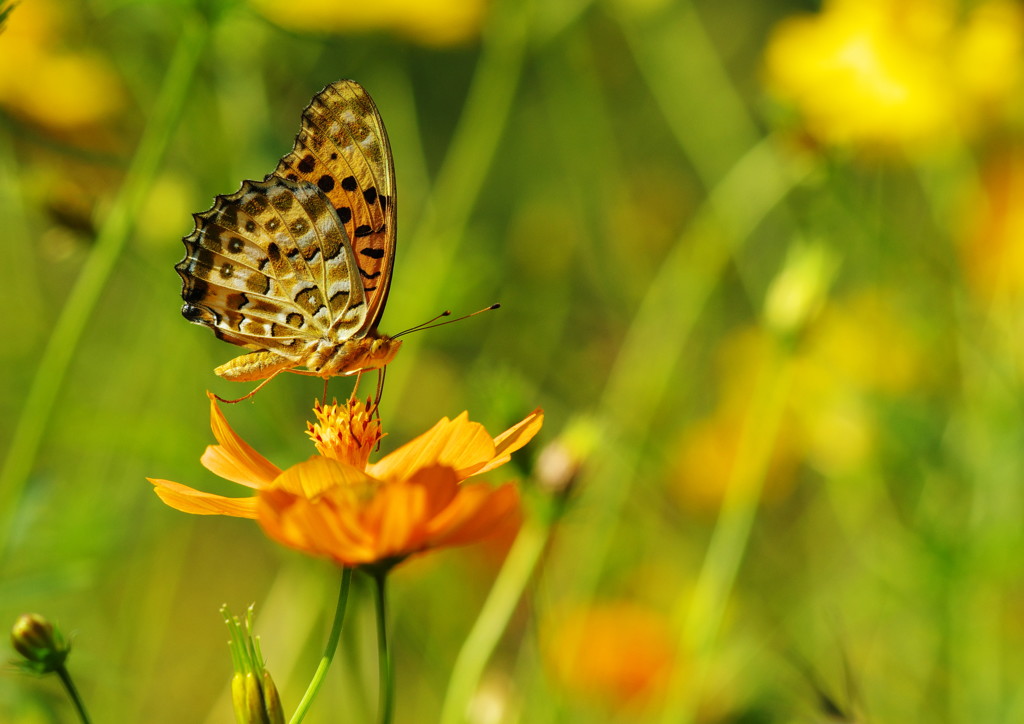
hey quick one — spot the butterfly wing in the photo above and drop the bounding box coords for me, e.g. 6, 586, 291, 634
273, 80, 397, 338
176, 176, 368, 361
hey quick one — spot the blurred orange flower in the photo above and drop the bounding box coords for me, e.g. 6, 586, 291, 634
149, 394, 543, 568
249, 0, 486, 47
764, 0, 1024, 154
542, 601, 675, 711
959, 150, 1024, 301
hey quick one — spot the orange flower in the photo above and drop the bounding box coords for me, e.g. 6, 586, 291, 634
542, 601, 675, 711
149, 394, 543, 569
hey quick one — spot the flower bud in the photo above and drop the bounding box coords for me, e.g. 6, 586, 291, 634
242, 672, 271, 724
231, 672, 247, 722
224, 605, 284, 724
262, 670, 285, 724
535, 419, 598, 497
11, 614, 70, 674
763, 241, 838, 338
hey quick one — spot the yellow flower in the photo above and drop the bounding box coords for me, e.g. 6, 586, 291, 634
764, 0, 1024, 154
249, 0, 486, 47
149, 394, 543, 569
671, 402, 799, 513
672, 291, 926, 504
0, 0, 124, 132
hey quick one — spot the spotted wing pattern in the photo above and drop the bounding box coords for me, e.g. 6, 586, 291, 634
273, 80, 396, 332
177, 177, 368, 358
176, 80, 396, 375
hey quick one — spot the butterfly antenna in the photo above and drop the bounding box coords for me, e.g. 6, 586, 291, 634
393, 304, 501, 339
214, 368, 288, 404
395, 310, 452, 336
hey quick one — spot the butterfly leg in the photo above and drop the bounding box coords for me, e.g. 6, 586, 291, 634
371, 367, 388, 451
350, 370, 365, 401
213, 366, 291, 404
373, 367, 387, 411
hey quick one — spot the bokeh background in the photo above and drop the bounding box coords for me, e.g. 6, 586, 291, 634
4, 0, 1024, 721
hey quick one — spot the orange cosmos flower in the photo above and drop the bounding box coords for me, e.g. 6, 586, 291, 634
149, 394, 543, 569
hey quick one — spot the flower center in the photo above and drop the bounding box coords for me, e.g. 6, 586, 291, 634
306, 398, 383, 468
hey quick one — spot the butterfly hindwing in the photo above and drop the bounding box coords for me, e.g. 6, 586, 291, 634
273, 79, 397, 333
177, 177, 367, 360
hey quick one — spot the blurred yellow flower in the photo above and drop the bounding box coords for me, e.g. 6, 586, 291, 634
672, 404, 799, 513
542, 601, 675, 711
0, 0, 124, 132
672, 290, 925, 505
764, 0, 1024, 154
249, 0, 486, 46
149, 394, 543, 569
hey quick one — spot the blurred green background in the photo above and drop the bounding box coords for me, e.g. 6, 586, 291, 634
4, 0, 1024, 721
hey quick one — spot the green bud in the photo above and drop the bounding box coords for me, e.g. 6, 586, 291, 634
11, 614, 70, 674
224, 605, 284, 724
262, 670, 285, 724
231, 672, 247, 721
763, 241, 839, 338
243, 673, 271, 724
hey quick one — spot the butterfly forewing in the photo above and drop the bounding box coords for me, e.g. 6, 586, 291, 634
273, 80, 397, 334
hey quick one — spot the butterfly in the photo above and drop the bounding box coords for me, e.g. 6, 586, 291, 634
176, 80, 399, 390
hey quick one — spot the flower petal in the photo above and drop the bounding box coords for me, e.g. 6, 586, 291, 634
472, 409, 545, 476
367, 414, 486, 480
427, 482, 521, 547
369, 410, 543, 482
148, 478, 259, 518
202, 392, 281, 488
372, 481, 428, 558
259, 485, 387, 566
272, 456, 374, 499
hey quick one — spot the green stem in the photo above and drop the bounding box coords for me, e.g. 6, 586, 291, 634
372, 573, 395, 724
439, 516, 551, 724
288, 568, 353, 724
383, 0, 534, 404
0, 10, 207, 563
56, 664, 92, 724
372, 570, 394, 724
661, 337, 796, 724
